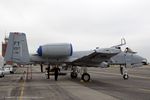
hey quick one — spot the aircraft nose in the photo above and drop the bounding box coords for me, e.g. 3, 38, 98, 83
141, 58, 148, 65
137, 55, 147, 64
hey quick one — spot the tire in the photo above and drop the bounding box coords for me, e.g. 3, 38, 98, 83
0, 73, 4, 78
10, 71, 14, 74
2, 72, 4, 77
123, 74, 129, 80
82, 73, 90, 82
70, 72, 78, 79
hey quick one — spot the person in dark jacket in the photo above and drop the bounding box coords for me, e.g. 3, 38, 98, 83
54, 66, 60, 81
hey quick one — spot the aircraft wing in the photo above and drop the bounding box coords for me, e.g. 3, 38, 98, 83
72, 48, 121, 65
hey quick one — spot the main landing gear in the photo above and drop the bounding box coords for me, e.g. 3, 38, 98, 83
70, 67, 91, 82
70, 66, 78, 79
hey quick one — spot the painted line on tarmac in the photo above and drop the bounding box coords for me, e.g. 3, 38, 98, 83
5, 96, 44, 99
89, 71, 150, 80
138, 88, 150, 93
19, 72, 27, 100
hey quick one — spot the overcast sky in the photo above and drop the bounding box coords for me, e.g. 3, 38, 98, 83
0, 0, 150, 61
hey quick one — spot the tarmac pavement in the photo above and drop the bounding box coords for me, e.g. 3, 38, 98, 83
0, 65, 149, 100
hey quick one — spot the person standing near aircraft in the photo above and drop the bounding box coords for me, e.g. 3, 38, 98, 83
53, 66, 60, 81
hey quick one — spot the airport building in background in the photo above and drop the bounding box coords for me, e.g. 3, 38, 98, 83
2, 37, 8, 57
1, 36, 13, 64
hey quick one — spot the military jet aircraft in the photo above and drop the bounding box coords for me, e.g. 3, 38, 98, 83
4, 32, 146, 81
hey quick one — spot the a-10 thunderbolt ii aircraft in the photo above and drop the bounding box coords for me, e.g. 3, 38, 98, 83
4, 32, 146, 82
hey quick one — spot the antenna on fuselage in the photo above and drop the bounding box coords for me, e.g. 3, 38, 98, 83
111, 38, 126, 49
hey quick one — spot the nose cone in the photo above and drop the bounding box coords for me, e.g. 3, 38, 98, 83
37, 46, 42, 56
133, 55, 146, 64
142, 58, 148, 65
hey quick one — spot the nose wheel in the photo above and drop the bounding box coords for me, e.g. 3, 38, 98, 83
123, 73, 129, 80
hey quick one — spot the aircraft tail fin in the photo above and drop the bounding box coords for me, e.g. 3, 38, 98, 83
4, 32, 30, 64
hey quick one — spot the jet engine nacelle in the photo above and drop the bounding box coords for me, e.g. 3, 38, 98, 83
99, 62, 109, 68
37, 43, 73, 58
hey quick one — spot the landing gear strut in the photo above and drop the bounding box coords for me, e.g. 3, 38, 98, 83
40, 63, 43, 73
70, 66, 78, 79
71, 72, 78, 79
47, 64, 50, 79
120, 65, 123, 75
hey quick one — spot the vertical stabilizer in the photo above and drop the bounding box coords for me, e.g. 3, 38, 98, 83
4, 32, 30, 64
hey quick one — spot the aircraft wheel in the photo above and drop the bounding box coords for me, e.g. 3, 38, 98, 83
2, 72, 4, 77
123, 74, 129, 80
0, 73, 4, 78
82, 73, 90, 82
10, 71, 14, 74
71, 72, 78, 79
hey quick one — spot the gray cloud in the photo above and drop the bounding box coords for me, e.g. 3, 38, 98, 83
0, 0, 150, 61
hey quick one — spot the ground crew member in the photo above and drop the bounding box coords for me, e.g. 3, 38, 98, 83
54, 66, 60, 81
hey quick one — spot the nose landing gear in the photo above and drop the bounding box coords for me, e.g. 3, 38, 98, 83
120, 65, 129, 80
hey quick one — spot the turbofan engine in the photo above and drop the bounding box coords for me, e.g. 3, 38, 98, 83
37, 43, 73, 58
